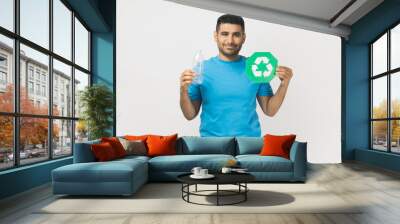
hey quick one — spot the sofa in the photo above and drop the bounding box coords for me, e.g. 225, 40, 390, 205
52, 136, 307, 196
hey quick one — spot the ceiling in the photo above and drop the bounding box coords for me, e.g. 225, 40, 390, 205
165, 0, 384, 38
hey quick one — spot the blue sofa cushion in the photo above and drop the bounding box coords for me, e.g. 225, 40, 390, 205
53, 159, 147, 183
235, 137, 263, 155
73, 139, 101, 163
236, 155, 293, 172
177, 136, 236, 155
116, 155, 150, 163
148, 154, 235, 172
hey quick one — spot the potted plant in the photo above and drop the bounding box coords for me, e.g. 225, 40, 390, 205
79, 84, 113, 140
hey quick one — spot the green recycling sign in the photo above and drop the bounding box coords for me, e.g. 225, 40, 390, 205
245, 52, 278, 83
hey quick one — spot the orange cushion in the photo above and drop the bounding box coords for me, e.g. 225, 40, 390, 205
91, 142, 117, 161
101, 137, 127, 158
124, 135, 150, 141
124, 135, 152, 150
146, 134, 178, 157
259, 134, 296, 159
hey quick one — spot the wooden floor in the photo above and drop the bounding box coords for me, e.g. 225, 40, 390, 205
1, 162, 400, 224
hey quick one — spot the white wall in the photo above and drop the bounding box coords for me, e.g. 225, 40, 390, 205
116, 0, 341, 163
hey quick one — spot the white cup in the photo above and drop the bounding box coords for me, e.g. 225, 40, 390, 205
221, 167, 232, 174
200, 169, 208, 176
191, 167, 202, 176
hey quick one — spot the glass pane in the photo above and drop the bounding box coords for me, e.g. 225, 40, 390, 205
0, 0, 13, 31
53, 59, 72, 117
0, 34, 14, 112
53, 0, 72, 60
74, 69, 89, 118
20, 44, 49, 115
75, 17, 89, 69
75, 120, 88, 143
392, 120, 400, 153
20, 0, 49, 49
391, 24, 400, 70
20, 117, 49, 165
372, 77, 387, 119
0, 116, 13, 170
392, 72, 400, 118
53, 119, 72, 157
372, 121, 388, 151
372, 33, 387, 76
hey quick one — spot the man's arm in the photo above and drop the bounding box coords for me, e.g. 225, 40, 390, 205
257, 66, 293, 117
257, 83, 289, 117
180, 89, 201, 120
180, 69, 202, 120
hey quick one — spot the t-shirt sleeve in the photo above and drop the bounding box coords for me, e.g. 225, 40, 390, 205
187, 83, 202, 101
257, 83, 274, 96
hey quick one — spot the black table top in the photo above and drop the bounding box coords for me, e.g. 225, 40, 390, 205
177, 172, 255, 185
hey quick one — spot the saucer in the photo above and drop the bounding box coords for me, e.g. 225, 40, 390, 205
190, 174, 215, 179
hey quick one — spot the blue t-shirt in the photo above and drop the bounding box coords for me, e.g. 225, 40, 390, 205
188, 55, 274, 137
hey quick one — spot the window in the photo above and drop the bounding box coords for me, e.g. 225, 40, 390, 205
74, 69, 89, 118
29, 67, 34, 80
41, 73, 46, 82
0, 55, 7, 67
0, 35, 13, 113
53, 119, 72, 158
42, 85, 46, 97
0, 71, 6, 85
370, 23, 400, 154
53, 59, 71, 117
53, 0, 72, 60
0, 116, 13, 170
28, 81, 34, 94
20, 117, 49, 165
20, 0, 49, 49
35, 84, 40, 95
0, 0, 13, 32
0, 54, 7, 88
35, 70, 40, 81
0, 0, 91, 170
75, 18, 89, 69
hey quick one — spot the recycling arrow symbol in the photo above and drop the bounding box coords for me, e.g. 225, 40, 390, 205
245, 52, 278, 83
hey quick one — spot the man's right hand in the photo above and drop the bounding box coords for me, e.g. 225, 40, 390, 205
180, 69, 196, 91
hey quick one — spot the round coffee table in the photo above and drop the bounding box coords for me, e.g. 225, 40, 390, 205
177, 172, 255, 206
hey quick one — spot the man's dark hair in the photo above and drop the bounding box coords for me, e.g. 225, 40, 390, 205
216, 14, 245, 32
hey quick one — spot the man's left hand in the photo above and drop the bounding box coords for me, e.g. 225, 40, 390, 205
276, 66, 293, 87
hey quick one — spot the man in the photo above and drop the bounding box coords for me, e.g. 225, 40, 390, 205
179, 14, 293, 137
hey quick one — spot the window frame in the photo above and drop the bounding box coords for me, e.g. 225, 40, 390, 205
0, 0, 92, 171
370, 20, 400, 154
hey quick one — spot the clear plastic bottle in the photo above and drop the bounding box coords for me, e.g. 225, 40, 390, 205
192, 50, 204, 84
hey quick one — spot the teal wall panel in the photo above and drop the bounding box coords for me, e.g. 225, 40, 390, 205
343, 0, 400, 172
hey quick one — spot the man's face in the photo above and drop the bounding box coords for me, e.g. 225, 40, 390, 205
214, 23, 246, 58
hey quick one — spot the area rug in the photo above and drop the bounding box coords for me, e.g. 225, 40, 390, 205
37, 183, 362, 214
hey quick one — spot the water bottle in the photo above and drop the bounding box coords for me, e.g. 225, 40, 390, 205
192, 50, 204, 84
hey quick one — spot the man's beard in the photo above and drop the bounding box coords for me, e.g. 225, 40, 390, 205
219, 44, 242, 58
